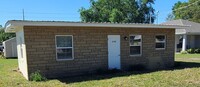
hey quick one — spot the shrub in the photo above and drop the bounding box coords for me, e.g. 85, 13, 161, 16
186, 48, 200, 54
194, 48, 200, 53
128, 64, 146, 71
186, 48, 195, 54
30, 70, 47, 81
180, 51, 188, 54
0, 52, 5, 58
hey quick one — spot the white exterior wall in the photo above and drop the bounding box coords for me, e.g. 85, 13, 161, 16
3, 37, 17, 57
176, 29, 186, 35
16, 28, 28, 80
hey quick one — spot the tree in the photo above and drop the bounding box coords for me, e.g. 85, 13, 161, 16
0, 26, 16, 43
166, 13, 175, 21
172, 0, 200, 23
79, 0, 155, 23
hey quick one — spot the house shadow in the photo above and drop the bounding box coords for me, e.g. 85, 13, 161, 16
5, 57, 17, 59
54, 61, 200, 84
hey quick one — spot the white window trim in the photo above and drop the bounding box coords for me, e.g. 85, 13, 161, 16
55, 35, 74, 61
155, 35, 166, 50
129, 34, 142, 56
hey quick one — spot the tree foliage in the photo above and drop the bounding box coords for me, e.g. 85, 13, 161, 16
0, 27, 16, 43
79, 0, 155, 23
172, 0, 200, 23
166, 13, 175, 21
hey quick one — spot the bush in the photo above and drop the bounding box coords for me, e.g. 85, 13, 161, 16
0, 52, 5, 58
128, 64, 146, 71
187, 48, 195, 54
180, 51, 188, 54
30, 70, 47, 81
194, 48, 200, 53
186, 48, 200, 54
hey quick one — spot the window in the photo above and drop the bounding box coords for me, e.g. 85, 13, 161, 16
130, 35, 142, 56
155, 35, 166, 49
55, 35, 73, 60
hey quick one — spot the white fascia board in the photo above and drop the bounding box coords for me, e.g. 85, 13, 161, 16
176, 33, 186, 35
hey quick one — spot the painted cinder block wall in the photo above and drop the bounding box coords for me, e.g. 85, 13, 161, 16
23, 26, 175, 79
16, 29, 29, 80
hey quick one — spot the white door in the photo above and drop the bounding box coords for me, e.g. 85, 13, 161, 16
108, 35, 121, 69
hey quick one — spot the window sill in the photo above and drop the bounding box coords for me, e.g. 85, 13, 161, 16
130, 54, 142, 57
155, 48, 166, 50
56, 58, 74, 61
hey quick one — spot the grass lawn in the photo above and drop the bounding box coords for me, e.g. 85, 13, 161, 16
0, 54, 200, 87
176, 54, 200, 63
176, 53, 200, 58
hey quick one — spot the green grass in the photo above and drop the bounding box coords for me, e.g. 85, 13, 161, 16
176, 54, 200, 62
175, 54, 200, 58
0, 54, 200, 87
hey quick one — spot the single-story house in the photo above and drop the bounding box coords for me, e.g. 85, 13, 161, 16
162, 19, 200, 52
3, 37, 17, 58
5, 20, 186, 80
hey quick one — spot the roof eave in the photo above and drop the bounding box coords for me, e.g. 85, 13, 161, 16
5, 25, 15, 33
186, 32, 200, 35
5, 20, 189, 33
4, 20, 15, 33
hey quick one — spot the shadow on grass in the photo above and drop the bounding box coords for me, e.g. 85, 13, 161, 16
5, 57, 17, 59
0, 57, 17, 59
54, 61, 200, 84
174, 61, 200, 69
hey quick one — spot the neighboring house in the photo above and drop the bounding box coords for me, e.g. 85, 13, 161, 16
162, 19, 200, 52
3, 37, 17, 58
5, 20, 185, 80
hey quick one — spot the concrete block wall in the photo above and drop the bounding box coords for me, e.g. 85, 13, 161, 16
23, 26, 175, 78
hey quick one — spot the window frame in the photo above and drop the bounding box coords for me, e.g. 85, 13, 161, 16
129, 34, 142, 56
155, 35, 166, 50
55, 35, 74, 61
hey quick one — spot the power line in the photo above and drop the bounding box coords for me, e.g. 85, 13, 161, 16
157, 0, 200, 14
156, 0, 200, 22
0, 10, 78, 15
25, 12, 78, 15
173, 0, 200, 11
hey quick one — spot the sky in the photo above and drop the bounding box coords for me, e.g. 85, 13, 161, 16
0, 0, 188, 26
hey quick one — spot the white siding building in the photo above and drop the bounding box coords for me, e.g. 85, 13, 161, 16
3, 37, 17, 57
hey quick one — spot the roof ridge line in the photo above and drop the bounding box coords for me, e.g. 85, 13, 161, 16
179, 19, 184, 25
